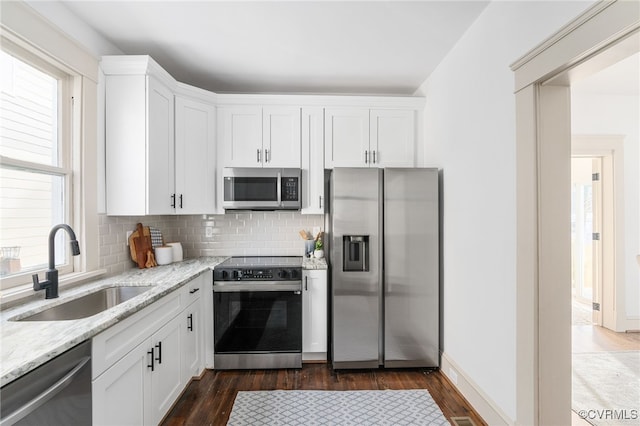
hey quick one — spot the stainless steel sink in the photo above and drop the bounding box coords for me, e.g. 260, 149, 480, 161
14, 286, 153, 321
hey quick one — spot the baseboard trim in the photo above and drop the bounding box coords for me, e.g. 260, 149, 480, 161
441, 352, 515, 426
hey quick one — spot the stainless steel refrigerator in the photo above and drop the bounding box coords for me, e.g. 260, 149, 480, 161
330, 168, 439, 369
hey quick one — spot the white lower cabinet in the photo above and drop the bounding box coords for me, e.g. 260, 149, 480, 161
302, 270, 328, 360
92, 275, 207, 426
92, 340, 151, 426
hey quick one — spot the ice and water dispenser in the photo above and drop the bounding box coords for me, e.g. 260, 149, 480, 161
343, 236, 369, 271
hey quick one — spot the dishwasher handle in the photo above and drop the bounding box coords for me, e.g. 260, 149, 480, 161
0, 356, 90, 426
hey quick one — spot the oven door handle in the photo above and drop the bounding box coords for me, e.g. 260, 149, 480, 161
213, 281, 302, 292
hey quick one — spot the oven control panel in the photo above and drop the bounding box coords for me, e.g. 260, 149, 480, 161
214, 267, 300, 281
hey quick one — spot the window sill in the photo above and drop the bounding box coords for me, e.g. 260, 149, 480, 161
0, 269, 108, 307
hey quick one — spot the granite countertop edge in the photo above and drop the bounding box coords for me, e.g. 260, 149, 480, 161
1, 256, 327, 387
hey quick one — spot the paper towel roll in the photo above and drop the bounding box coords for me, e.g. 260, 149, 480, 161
155, 246, 173, 265
167, 242, 183, 262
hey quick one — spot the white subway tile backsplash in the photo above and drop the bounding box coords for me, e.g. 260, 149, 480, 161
98, 212, 324, 277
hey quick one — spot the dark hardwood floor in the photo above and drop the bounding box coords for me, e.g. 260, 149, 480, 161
162, 364, 486, 426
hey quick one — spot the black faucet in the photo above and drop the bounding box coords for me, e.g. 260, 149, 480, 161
32, 224, 81, 299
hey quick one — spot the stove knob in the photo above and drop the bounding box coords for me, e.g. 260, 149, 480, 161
221, 270, 229, 280
278, 269, 288, 279
233, 270, 240, 280
289, 269, 298, 279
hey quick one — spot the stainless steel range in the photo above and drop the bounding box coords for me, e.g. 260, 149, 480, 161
212, 256, 303, 369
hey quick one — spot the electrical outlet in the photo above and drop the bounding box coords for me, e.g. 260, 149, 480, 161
205, 226, 214, 238
126, 230, 133, 246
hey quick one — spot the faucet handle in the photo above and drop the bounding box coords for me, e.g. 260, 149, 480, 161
32, 274, 41, 290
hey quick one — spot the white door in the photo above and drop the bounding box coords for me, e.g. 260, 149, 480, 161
302, 270, 327, 355
220, 106, 263, 168
92, 341, 151, 426
175, 96, 216, 214
301, 107, 325, 214
263, 106, 301, 168
150, 315, 183, 425
370, 109, 416, 168
324, 108, 370, 168
147, 76, 175, 214
181, 299, 203, 385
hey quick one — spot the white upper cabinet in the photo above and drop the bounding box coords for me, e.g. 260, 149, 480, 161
219, 105, 301, 168
325, 107, 417, 168
175, 95, 216, 214
105, 71, 175, 215
103, 56, 217, 215
324, 107, 370, 168
263, 106, 301, 168
301, 107, 325, 214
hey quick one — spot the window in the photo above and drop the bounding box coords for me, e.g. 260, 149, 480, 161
0, 47, 73, 289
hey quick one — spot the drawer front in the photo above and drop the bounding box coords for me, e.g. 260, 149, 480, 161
181, 273, 205, 307
92, 291, 181, 379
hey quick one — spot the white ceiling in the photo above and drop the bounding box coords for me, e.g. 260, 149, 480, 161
58, 1, 489, 95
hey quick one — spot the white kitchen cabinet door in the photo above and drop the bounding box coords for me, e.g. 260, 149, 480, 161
263, 106, 301, 168
324, 108, 369, 168
302, 270, 328, 359
150, 314, 183, 426
301, 107, 325, 214
370, 109, 416, 168
105, 74, 175, 215
147, 76, 176, 215
219, 106, 263, 168
175, 96, 216, 214
92, 340, 152, 426
181, 299, 203, 385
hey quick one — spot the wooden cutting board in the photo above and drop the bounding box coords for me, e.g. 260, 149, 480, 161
129, 223, 154, 268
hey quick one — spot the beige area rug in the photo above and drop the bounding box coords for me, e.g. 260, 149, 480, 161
227, 389, 450, 425
572, 351, 640, 426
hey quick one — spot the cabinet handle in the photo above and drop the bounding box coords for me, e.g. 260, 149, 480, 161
319, 196, 323, 209
147, 348, 155, 371
179, 194, 183, 209
372, 150, 377, 164
189, 288, 200, 294
364, 150, 368, 164
257, 148, 261, 163
188, 313, 193, 331
265, 149, 270, 163
305, 276, 308, 291
170, 194, 176, 208
155, 341, 162, 364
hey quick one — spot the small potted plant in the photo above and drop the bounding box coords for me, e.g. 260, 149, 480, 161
313, 237, 324, 259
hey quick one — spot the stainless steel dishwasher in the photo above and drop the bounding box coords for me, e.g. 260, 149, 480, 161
0, 340, 91, 426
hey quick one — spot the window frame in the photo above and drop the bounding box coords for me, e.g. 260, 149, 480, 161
0, 41, 76, 290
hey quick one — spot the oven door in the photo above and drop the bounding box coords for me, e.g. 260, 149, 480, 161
213, 281, 302, 354
222, 167, 300, 210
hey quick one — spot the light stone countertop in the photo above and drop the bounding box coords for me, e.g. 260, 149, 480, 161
1, 255, 326, 386
302, 256, 328, 270
0, 257, 227, 387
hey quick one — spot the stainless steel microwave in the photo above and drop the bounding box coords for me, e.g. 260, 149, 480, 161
222, 168, 301, 210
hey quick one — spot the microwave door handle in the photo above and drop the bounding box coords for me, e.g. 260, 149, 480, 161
277, 171, 282, 206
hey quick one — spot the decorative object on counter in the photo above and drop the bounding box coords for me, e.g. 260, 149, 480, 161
0, 246, 21, 276
150, 227, 164, 248
299, 229, 315, 257
166, 242, 183, 262
314, 232, 324, 259
154, 246, 173, 265
129, 223, 157, 269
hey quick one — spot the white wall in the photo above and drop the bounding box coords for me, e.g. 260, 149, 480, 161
416, 1, 595, 421
571, 92, 640, 321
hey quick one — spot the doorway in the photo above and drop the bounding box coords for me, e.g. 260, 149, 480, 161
571, 156, 602, 326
